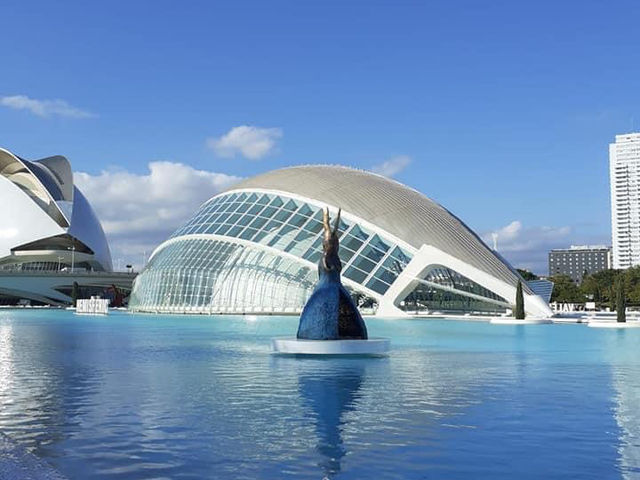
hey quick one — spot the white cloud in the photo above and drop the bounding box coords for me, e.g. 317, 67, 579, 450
0, 95, 96, 118
75, 161, 241, 269
482, 220, 573, 274
371, 155, 411, 177
206, 125, 282, 160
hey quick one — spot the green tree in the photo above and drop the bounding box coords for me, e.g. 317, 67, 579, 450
549, 274, 582, 303
580, 272, 597, 300
623, 266, 640, 304
583, 269, 621, 308
71, 281, 79, 307
609, 285, 615, 312
616, 279, 626, 323
516, 269, 538, 281
581, 269, 590, 284
515, 280, 525, 319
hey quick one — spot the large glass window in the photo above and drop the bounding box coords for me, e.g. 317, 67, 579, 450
341, 225, 369, 253
422, 265, 507, 303
344, 265, 369, 284
162, 191, 415, 296
129, 237, 376, 314
285, 210, 324, 256
398, 283, 508, 314
396, 265, 509, 314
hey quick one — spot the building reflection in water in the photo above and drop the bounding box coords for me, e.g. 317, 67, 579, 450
0, 320, 101, 458
295, 358, 368, 478
0, 323, 15, 404
608, 331, 640, 479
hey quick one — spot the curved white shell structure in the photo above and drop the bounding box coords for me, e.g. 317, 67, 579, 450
130, 165, 552, 317
0, 147, 112, 273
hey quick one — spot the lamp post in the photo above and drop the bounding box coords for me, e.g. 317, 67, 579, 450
57, 256, 64, 272
67, 245, 75, 273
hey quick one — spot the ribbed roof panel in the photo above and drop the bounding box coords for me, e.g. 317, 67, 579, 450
228, 165, 529, 291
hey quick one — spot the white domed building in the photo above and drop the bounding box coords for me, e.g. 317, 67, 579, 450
130, 165, 552, 318
0, 147, 112, 274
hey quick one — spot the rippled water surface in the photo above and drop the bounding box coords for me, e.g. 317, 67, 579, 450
1, 310, 640, 479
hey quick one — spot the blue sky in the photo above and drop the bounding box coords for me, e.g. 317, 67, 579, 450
1, 0, 638, 272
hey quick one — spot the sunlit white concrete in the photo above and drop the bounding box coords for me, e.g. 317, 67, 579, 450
271, 337, 390, 355
587, 321, 640, 329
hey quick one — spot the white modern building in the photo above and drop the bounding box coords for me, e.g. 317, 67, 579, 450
0, 147, 116, 304
130, 165, 552, 317
610, 133, 640, 269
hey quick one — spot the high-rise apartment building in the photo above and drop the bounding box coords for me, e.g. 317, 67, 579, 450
610, 132, 640, 269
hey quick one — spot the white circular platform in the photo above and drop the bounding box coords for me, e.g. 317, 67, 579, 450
587, 321, 640, 329
271, 337, 390, 355
489, 318, 553, 325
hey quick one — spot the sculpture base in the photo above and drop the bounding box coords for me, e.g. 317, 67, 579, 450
271, 337, 390, 356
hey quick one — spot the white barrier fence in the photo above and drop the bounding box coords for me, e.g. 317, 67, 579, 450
76, 296, 110, 315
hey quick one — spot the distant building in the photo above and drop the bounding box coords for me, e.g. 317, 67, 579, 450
0, 147, 112, 273
548, 245, 611, 282
0, 147, 116, 305
610, 132, 640, 269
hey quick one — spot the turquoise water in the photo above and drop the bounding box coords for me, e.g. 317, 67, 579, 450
0, 310, 639, 479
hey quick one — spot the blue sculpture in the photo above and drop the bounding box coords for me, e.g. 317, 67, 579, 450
297, 208, 368, 340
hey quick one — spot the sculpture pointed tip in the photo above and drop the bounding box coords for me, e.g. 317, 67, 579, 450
332, 208, 341, 235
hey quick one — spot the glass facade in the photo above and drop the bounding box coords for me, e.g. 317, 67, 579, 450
130, 190, 523, 316
129, 238, 317, 313
398, 265, 510, 314
167, 191, 414, 297
0, 261, 93, 272
130, 191, 413, 314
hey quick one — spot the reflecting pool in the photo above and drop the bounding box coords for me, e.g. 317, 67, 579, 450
0, 310, 639, 479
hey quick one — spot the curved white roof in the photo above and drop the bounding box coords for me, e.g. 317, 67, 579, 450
229, 165, 527, 290
0, 147, 112, 272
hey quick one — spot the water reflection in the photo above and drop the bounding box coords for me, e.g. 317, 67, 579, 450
296, 358, 367, 478
0, 319, 101, 458
3, 312, 640, 479
606, 330, 640, 479
0, 323, 15, 400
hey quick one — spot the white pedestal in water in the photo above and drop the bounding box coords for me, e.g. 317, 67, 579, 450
271, 337, 390, 355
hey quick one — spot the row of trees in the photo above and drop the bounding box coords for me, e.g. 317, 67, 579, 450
548, 267, 640, 307
516, 268, 629, 321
